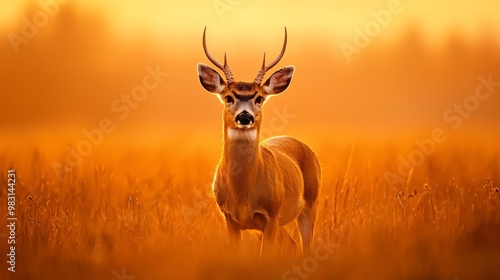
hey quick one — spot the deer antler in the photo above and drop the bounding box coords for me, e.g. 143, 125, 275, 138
202, 27, 234, 84
253, 27, 288, 85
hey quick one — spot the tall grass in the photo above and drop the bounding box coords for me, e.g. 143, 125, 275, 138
0, 141, 499, 280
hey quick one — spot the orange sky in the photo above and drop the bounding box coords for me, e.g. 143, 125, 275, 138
1, 0, 500, 151
3, 0, 500, 39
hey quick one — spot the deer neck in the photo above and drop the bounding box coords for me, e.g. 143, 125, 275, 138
221, 127, 262, 182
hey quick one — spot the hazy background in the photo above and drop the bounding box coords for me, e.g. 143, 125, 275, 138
1, 2, 500, 279
1, 0, 499, 159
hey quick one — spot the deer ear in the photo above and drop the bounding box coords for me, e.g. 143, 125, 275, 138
262, 66, 295, 95
198, 63, 227, 94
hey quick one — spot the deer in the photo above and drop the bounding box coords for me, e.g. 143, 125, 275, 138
197, 27, 321, 256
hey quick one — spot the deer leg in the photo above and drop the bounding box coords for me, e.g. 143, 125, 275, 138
298, 204, 317, 256
225, 214, 241, 249
280, 224, 301, 256
260, 217, 278, 257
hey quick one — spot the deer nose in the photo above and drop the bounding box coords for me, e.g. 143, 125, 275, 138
235, 111, 254, 125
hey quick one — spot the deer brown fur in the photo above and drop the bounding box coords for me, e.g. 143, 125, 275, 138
197, 27, 321, 256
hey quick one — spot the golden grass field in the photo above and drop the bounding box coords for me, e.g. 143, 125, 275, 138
1, 137, 499, 280
1, 1, 500, 279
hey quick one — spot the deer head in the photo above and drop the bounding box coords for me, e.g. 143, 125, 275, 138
197, 27, 294, 141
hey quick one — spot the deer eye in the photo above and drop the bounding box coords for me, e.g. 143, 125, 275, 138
224, 96, 234, 104
255, 96, 264, 105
